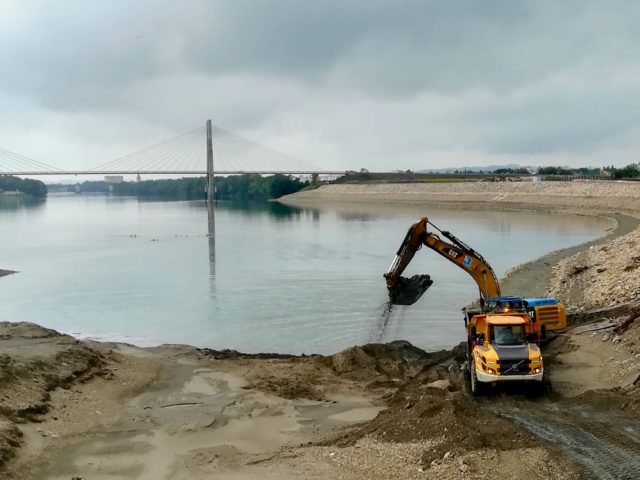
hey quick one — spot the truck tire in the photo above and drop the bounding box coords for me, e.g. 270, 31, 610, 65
470, 367, 483, 396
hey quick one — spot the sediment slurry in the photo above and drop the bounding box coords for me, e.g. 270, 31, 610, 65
2, 181, 640, 478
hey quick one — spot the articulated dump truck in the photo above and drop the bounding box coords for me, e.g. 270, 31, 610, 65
384, 217, 565, 395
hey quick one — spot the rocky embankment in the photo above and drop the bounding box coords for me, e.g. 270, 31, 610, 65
283, 180, 640, 213
547, 226, 640, 308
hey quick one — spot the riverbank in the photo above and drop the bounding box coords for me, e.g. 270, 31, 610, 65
280, 181, 640, 214
1, 313, 639, 479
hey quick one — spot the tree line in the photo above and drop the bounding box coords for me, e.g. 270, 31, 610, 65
0, 175, 47, 198
537, 164, 640, 178
53, 174, 309, 200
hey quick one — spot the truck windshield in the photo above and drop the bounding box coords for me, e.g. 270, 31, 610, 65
491, 325, 526, 345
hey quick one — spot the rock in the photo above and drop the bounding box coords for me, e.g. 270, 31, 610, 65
613, 335, 623, 344
602, 334, 610, 342
460, 464, 469, 473
329, 452, 336, 457
443, 451, 455, 460
597, 267, 607, 273
570, 265, 589, 276
426, 379, 452, 390
418, 467, 424, 473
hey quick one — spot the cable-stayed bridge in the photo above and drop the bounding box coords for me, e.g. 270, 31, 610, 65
0, 121, 344, 177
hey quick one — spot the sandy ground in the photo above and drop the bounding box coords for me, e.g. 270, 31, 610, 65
2, 180, 640, 479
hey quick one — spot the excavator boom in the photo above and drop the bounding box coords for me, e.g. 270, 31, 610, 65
385, 217, 501, 305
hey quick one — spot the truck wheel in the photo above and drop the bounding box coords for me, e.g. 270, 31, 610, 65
470, 368, 483, 396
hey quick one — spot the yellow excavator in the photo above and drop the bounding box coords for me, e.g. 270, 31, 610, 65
384, 217, 566, 394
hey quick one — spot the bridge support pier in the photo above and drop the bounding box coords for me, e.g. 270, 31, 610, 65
206, 119, 215, 235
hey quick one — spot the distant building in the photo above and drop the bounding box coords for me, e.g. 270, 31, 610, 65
104, 175, 124, 184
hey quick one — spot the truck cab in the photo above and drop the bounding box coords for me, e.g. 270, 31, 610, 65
465, 311, 543, 395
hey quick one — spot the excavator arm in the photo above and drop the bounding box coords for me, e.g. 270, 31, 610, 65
384, 217, 501, 305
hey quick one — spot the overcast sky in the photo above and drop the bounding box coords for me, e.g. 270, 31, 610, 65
1, 0, 639, 172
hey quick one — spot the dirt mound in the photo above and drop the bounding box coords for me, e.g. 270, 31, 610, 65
197, 348, 299, 360
0, 418, 21, 468
326, 365, 538, 464
243, 358, 334, 400
240, 341, 464, 401
321, 340, 465, 383
0, 322, 108, 471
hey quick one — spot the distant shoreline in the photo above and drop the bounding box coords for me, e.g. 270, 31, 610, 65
0, 269, 16, 278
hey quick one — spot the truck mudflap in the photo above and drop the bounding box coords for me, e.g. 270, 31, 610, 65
476, 369, 543, 383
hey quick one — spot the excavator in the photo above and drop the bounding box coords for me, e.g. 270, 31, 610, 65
384, 217, 566, 394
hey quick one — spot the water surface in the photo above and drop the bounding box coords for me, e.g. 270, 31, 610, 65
0, 195, 609, 354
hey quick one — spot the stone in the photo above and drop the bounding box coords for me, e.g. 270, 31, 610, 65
443, 451, 455, 460
426, 379, 452, 390
602, 334, 610, 342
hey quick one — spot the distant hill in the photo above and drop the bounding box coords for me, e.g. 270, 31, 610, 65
417, 164, 529, 173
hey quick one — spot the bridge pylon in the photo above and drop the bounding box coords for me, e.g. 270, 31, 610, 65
206, 119, 215, 235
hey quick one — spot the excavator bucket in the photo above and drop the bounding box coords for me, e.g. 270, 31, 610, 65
387, 275, 433, 306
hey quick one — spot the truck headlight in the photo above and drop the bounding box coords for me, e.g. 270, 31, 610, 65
533, 368, 541, 374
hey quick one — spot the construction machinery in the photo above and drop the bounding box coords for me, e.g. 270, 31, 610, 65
384, 217, 566, 394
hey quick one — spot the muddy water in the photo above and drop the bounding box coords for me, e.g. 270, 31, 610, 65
0, 195, 610, 354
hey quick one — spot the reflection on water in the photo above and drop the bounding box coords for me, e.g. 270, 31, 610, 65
0, 195, 45, 212
214, 200, 306, 220
0, 194, 611, 354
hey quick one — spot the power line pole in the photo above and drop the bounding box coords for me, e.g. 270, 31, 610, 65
206, 119, 215, 235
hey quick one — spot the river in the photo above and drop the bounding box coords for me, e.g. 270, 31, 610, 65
0, 194, 610, 354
